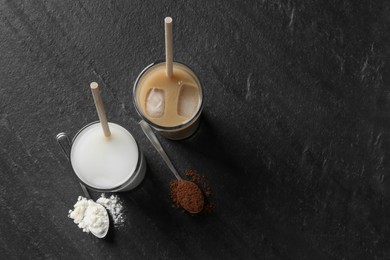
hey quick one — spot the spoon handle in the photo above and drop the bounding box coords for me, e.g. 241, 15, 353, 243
139, 120, 182, 181
56, 132, 71, 160
56, 132, 92, 200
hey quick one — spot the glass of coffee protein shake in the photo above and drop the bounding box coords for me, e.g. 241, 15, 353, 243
133, 61, 203, 140
133, 17, 204, 140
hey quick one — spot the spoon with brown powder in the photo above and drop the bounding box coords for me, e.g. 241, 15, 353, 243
139, 120, 204, 214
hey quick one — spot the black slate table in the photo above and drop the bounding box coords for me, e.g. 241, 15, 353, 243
1, 0, 390, 259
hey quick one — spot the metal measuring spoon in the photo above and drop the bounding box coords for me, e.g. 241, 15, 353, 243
56, 132, 109, 238
139, 120, 204, 214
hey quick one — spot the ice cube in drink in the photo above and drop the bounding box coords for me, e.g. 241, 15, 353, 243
146, 88, 165, 118
178, 84, 199, 118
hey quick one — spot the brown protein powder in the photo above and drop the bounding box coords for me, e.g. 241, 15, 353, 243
177, 181, 204, 213
170, 170, 214, 214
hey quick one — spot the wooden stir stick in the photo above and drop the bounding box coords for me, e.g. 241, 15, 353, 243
90, 82, 111, 137
165, 17, 173, 78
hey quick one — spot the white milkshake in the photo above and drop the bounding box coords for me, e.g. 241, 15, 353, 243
70, 122, 145, 191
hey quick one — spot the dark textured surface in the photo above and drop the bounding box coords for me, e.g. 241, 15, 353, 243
1, 0, 390, 259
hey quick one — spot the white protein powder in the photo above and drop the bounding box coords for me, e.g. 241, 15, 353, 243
96, 194, 125, 226
68, 196, 109, 235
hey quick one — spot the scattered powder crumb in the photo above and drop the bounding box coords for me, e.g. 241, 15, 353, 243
68, 196, 109, 236
97, 194, 125, 226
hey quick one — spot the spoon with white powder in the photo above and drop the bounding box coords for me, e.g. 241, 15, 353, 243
68, 196, 109, 238
56, 133, 110, 238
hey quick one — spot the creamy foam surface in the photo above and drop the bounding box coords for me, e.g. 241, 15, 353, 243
71, 123, 139, 189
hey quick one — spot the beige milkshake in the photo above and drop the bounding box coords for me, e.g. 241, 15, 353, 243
134, 62, 203, 140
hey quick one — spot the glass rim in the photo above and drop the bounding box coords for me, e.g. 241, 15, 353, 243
133, 61, 204, 131
70, 121, 142, 192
